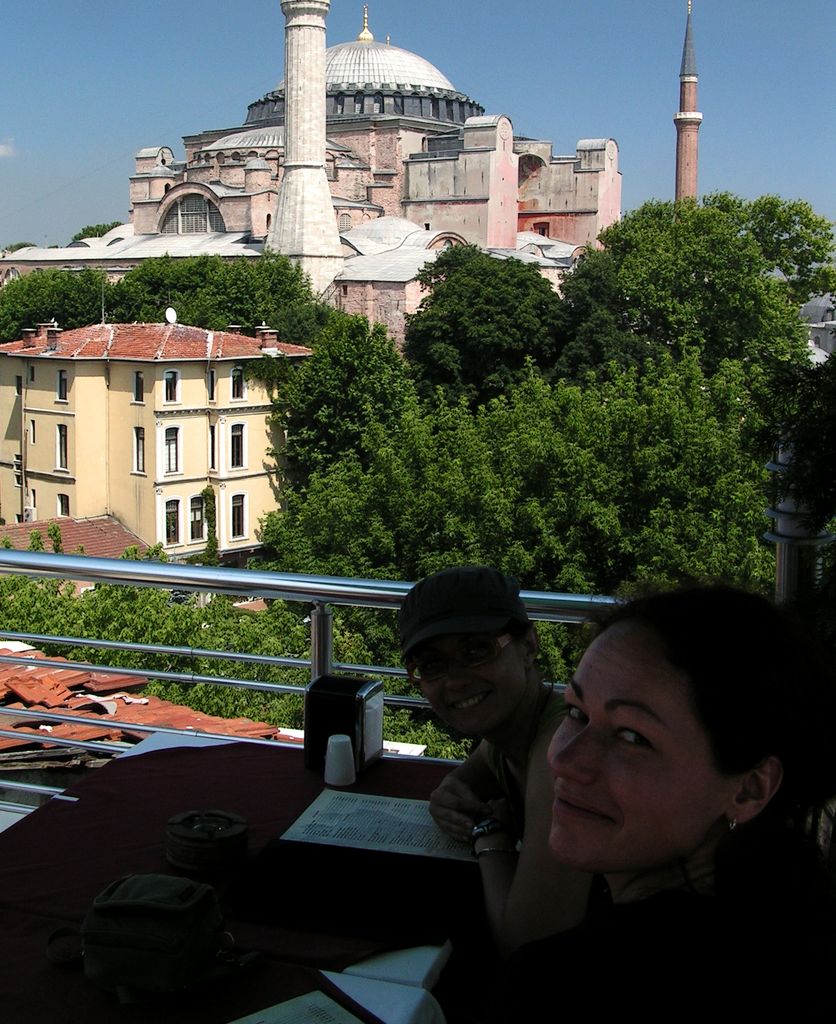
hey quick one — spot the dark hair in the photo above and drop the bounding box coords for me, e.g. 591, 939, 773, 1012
598, 585, 836, 817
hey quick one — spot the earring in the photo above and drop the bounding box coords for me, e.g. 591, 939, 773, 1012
727, 817, 737, 832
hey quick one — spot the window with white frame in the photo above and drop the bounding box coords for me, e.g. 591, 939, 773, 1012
134, 371, 144, 403
164, 426, 180, 473
190, 495, 205, 541
56, 369, 68, 402
57, 493, 70, 517
207, 369, 216, 402
209, 424, 216, 470
56, 424, 68, 470
230, 423, 245, 469
164, 370, 179, 403
230, 366, 246, 401
134, 427, 146, 473
165, 499, 180, 544
29, 420, 36, 445
230, 493, 246, 539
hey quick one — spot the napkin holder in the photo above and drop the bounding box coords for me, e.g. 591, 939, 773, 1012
304, 674, 384, 773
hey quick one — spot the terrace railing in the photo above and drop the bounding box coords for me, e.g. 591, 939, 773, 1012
0, 550, 616, 817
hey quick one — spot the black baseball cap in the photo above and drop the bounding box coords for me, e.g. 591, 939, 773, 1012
398, 566, 531, 656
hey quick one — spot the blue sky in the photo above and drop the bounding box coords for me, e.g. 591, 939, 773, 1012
0, 0, 833, 247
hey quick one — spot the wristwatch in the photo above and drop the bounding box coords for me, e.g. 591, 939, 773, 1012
470, 816, 506, 846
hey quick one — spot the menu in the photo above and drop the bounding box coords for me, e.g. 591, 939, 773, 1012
281, 789, 473, 861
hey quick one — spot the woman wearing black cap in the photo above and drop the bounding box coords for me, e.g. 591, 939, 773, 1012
399, 566, 590, 954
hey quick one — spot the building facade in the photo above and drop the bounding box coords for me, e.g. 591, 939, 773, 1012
0, 322, 309, 560
1, 9, 620, 295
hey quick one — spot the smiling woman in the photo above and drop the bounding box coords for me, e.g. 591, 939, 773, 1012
502, 585, 836, 1017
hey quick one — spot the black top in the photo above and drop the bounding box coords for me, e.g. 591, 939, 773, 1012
500, 884, 834, 1019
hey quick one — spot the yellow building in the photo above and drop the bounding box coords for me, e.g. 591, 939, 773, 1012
0, 322, 310, 560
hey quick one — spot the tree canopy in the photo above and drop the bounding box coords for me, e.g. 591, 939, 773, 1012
260, 355, 772, 596
108, 251, 328, 344
0, 251, 328, 345
556, 195, 821, 385
403, 245, 563, 406
0, 267, 107, 343
268, 312, 415, 487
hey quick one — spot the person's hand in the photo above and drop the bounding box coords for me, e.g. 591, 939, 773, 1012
429, 774, 493, 844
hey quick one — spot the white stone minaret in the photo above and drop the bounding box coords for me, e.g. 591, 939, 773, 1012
267, 0, 343, 294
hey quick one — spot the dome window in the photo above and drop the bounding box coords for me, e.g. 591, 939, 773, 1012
354, 92, 364, 114
161, 195, 226, 234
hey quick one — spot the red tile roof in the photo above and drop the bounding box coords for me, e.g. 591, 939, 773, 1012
0, 323, 312, 361
0, 645, 280, 754
0, 517, 147, 560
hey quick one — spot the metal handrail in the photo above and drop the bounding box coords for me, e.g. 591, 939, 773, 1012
0, 551, 616, 815
0, 550, 616, 622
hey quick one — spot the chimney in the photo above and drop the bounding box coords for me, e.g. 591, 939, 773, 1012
227, 324, 242, 334
46, 325, 62, 352
21, 329, 36, 348
256, 325, 280, 351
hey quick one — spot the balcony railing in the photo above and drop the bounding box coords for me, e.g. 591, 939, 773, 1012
0, 550, 616, 818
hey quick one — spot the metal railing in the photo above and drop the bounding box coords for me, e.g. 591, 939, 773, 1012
0, 550, 616, 811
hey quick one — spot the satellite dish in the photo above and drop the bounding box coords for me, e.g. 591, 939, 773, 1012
165, 307, 177, 324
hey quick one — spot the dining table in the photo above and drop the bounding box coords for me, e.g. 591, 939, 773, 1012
0, 738, 486, 1024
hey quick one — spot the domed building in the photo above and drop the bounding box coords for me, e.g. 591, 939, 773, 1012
132, 7, 618, 252
3, 7, 620, 341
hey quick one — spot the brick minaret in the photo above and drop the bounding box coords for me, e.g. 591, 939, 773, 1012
267, 0, 343, 294
674, 1, 702, 201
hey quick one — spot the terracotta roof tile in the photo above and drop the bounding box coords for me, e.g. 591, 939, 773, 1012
0, 323, 311, 362
0, 516, 147, 560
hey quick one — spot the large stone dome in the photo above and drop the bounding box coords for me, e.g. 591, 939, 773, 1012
245, 13, 482, 129
324, 39, 455, 91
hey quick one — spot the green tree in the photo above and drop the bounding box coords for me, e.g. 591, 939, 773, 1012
555, 195, 829, 389
0, 268, 109, 343
261, 355, 773, 597
70, 222, 123, 243
404, 245, 563, 406
110, 251, 327, 344
47, 523, 63, 554
703, 193, 836, 303
272, 312, 416, 486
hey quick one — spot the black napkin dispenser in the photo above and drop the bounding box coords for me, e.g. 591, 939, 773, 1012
304, 674, 384, 772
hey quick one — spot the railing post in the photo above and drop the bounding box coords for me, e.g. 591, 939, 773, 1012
310, 602, 333, 681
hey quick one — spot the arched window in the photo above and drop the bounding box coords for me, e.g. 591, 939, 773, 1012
160, 196, 225, 234
339, 214, 352, 232
354, 92, 364, 114
373, 93, 383, 114
335, 93, 345, 114
326, 153, 336, 180
393, 92, 403, 115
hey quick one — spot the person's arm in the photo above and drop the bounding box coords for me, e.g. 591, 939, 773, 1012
429, 740, 503, 843
474, 726, 591, 957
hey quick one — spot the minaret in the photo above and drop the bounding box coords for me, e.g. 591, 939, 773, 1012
267, 0, 343, 294
674, 1, 702, 201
